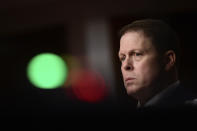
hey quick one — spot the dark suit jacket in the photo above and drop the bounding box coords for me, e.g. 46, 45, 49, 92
141, 84, 197, 109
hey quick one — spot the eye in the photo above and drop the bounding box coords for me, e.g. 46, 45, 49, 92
135, 52, 142, 56
134, 52, 143, 61
119, 55, 126, 62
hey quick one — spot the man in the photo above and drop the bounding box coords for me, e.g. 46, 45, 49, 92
118, 19, 197, 108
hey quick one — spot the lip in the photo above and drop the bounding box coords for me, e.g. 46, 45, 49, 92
125, 77, 136, 82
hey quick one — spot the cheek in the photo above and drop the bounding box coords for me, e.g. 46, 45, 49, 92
136, 59, 160, 85
121, 66, 125, 78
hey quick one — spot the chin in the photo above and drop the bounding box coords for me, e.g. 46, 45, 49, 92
125, 84, 140, 96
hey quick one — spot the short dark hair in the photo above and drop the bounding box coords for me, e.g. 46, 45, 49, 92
119, 19, 181, 68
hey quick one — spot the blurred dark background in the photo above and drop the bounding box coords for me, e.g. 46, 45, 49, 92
1, 0, 197, 116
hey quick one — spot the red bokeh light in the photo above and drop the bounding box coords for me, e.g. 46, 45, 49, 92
71, 70, 108, 103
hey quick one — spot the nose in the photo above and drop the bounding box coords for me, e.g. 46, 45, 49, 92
123, 57, 134, 71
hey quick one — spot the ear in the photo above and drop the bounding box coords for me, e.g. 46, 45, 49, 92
163, 50, 176, 71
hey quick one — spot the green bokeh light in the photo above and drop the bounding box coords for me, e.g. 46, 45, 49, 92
27, 53, 68, 89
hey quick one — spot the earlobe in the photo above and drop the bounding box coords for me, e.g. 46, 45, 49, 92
164, 50, 176, 71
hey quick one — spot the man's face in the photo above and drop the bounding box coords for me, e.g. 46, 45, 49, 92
119, 31, 162, 99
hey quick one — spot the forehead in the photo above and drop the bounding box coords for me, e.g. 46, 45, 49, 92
119, 31, 153, 53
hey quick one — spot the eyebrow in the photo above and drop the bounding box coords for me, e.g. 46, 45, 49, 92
118, 49, 141, 56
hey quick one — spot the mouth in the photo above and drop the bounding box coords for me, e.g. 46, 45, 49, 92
125, 77, 136, 83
